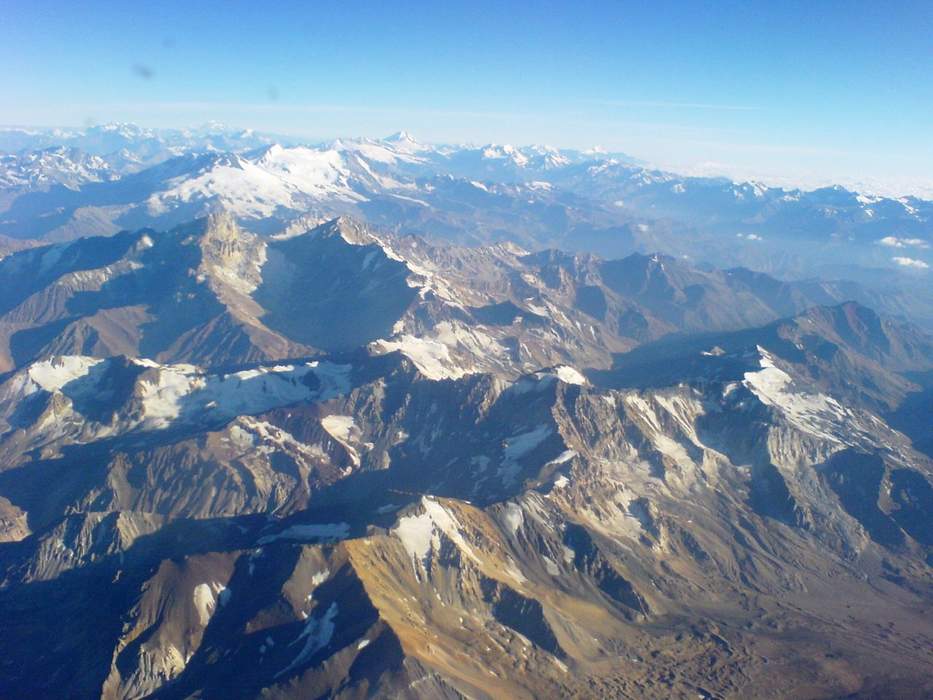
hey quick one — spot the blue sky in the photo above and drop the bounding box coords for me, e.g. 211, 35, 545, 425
3, 1, 931, 192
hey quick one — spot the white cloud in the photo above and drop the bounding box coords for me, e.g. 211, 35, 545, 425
892, 256, 930, 269
878, 236, 929, 249
736, 233, 763, 241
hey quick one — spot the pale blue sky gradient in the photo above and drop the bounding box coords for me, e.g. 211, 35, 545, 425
2, 1, 931, 192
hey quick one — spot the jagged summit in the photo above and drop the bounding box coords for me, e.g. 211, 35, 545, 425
382, 130, 427, 155
311, 215, 381, 246
384, 130, 417, 143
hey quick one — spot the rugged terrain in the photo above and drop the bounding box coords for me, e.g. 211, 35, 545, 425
0, 214, 930, 699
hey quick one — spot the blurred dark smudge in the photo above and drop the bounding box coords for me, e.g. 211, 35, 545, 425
132, 64, 154, 80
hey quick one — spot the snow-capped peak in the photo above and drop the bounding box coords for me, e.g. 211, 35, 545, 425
382, 130, 428, 154
385, 130, 416, 143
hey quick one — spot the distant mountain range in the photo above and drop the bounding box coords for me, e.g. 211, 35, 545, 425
0, 125, 928, 289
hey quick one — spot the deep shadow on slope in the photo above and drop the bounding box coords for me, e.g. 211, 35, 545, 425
253, 230, 418, 351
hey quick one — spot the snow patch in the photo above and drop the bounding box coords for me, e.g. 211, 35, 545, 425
371, 335, 467, 380
277, 602, 338, 678
123, 358, 352, 431
193, 582, 227, 626
554, 366, 587, 385
501, 502, 524, 535
393, 497, 480, 569
547, 450, 576, 467
504, 424, 552, 462
26, 356, 104, 393
321, 415, 361, 466
499, 424, 553, 485
743, 347, 847, 441
394, 510, 435, 564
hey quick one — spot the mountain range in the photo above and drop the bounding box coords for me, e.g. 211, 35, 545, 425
0, 211, 929, 698
0, 126, 931, 699
1, 126, 929, 291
